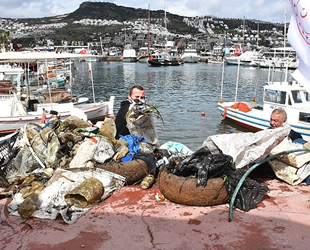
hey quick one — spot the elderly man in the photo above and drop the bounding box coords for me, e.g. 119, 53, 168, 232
270, 109, 306, 144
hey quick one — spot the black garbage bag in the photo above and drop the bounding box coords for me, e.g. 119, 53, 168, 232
224, 168, 269, 211
163, 146, 269, 211
167, 146, 234, 187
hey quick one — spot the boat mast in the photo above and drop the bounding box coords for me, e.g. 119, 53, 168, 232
148, 4, 150, 56
164, 0, 167, 31
164, 0, 167, 51
88, 60, 96, 103
45, 59, 53, 108
284, 0, 287, 57
242, 17, 245, 52
220, 60, 225, 103
100, 36, 104, 55
257, 22, 259, 47
235, 59, 241, 103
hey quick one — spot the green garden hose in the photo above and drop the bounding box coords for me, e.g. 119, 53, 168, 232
229, 147, 310, 222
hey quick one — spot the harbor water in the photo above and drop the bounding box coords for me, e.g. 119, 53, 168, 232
73, 61, 292, 151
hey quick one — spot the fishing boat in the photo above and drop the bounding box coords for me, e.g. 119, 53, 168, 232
0, 53, 115, 136
218, 77, 310, 140
137, 47, 151, 63
180, 48, 200, 63
218, 0, 310, 141
148, 51, 182, 66
121, 45, 137, 62
137, 48, 155, 63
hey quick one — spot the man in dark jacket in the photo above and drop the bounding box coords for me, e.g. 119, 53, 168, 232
115, 85, 145, 139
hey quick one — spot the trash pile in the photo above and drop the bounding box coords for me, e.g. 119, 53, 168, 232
1, 108, 305, 223
0, 114, 158, 224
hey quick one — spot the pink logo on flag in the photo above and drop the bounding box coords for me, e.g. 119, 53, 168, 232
288, 0, 310, 90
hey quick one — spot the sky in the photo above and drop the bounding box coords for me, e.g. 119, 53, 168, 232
0, 0, 290, 23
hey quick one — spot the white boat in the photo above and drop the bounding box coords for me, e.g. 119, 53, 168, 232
0, 53, 115, 136
137, 47, 155, 63
0, 96, 115, 136
218, 79, 310, 141
218, 0, 310, 141
225, 50, 262, 66
180, 48, 200, 63
252, 48, 299, 70
121, 45, 137, 62
255, 57, 299, 70
137, 54, 149, 63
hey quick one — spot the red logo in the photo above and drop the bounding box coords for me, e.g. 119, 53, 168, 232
292, 0, 310, 45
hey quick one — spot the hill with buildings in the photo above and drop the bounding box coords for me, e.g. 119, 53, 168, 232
0, 1, 286, 52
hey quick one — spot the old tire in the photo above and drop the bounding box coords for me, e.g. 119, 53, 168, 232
159, 171, 228, 206
96, 159, 148, 185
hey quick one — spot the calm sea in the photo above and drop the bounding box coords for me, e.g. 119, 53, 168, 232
73, 61, 292, 151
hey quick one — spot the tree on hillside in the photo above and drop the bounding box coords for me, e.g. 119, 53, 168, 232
0, 31, 11, 51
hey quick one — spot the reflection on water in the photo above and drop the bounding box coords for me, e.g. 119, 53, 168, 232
73, 61, 293, 151
218, 119, 254, 135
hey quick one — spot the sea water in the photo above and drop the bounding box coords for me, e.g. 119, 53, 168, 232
73, 61, 292, 151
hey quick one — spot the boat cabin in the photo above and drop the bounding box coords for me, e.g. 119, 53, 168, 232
263, 80, 310, 134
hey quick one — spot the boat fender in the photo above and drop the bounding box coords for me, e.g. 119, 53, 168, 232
95, 159, 149, 185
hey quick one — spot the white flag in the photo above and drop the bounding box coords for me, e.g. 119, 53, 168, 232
288, 0, 310, 89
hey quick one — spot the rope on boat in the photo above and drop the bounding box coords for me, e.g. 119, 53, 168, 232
229, 147, 310, 222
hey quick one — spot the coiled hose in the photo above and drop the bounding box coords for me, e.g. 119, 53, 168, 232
229, 148, 310, 222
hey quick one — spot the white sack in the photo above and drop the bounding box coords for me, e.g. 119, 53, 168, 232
8, 168, 125, 224
202, 125, 291, 169
268, 137, 310, 185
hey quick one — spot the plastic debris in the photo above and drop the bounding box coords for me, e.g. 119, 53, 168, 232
153, 189, 165, 201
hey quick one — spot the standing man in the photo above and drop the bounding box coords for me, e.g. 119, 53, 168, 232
115, 85, 145, 139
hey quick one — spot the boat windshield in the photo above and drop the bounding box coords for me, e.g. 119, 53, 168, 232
291, 91, 303, 104
265, 89, 286, 104
299, 112, 310, 123
303, 91, 310, 102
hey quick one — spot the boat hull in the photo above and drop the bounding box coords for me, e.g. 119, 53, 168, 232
218, 102, 269, 130
0, 99, 115, 136
121, 57, 137, 62
137, 56, 149, 63
218, 101, 310, 141
181, 56, 200, 63
148, 59, 182, 66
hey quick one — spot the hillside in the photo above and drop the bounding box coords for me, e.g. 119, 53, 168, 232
0, 2, 285, 48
